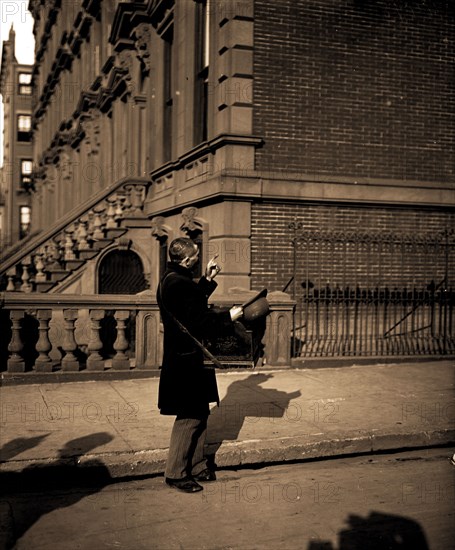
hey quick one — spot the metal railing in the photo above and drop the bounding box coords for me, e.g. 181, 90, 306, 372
289, 224, 455, 357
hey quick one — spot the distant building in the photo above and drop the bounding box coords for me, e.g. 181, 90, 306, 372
0, 27, 33, 252
0, 0, 454, 368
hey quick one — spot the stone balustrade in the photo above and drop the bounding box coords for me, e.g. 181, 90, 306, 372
0, 290, 295, 374
0, 293, 162, 373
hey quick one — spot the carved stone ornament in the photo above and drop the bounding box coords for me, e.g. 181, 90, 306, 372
151, 216, 169, 240
180, 207, 203, 234
83, 113, 101, 156
118, 237, 132, 251
134, 23, 152, 73
117, 50, 135, 94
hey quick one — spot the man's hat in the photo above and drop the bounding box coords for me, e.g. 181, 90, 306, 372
242, 288, 270, 322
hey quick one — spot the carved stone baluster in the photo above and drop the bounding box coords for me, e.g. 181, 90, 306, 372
85, 211, 95, 242
34, 250, 47, 283
35, 309, 53, 372
105, 197, 117, 228
62, 309, 80, 371
92, 209, 105, 239
57, 231, 67, 260
7, 311, 25, 372
77, 221, 88, 250
20, 258, 32, 293
47, 238, 62, 269
64, 228, 76, 260
114, 195, 125, 222
86, 310, 105, 370
112, 310, 130, 369
6, 268, 16, 291
120, 188, 132, 216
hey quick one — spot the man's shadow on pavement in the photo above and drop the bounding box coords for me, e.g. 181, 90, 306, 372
1, 432, 114, 549
206, 372, 301, 467
307, 511, 430, 549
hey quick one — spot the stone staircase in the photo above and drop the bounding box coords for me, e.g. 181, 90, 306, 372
0, 177, 151, 293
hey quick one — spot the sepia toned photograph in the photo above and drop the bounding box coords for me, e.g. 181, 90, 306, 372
0, 0, 454, 548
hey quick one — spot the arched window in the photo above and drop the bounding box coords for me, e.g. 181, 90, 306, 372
98, 250, 148, 294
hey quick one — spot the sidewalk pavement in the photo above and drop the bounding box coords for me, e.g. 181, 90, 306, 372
0, 361, 454, 479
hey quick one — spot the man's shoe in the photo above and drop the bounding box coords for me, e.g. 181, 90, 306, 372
165, 476, 203, 493
193, 468, 216, 482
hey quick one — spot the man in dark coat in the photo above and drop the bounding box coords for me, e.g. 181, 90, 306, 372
157, 237, 243, 493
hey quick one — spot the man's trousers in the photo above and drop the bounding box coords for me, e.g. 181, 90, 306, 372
165, 414, 209, 479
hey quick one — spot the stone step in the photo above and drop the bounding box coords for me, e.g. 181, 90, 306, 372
35, 281, 56, 292
92, 238, 113, 250
78, 249, 98, 260
65, 260, 85, 271
48, 269, 69, 282
105, 227, 127, 239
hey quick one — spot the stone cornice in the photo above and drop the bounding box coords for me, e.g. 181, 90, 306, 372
147, 0, 174, 32
109, 2, 148, 44
145, 171, 455, 219
74, 90, 98, 118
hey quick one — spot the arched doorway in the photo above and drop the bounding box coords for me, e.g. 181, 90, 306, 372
98, 250, 148, 358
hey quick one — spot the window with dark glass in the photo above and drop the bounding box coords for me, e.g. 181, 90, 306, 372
163, 26, 173, 163
17, 115, 32, 142
20, 159, 33, 189
19, 205, 31, 239
194, 0, 210, 145
18, 72, 32, 95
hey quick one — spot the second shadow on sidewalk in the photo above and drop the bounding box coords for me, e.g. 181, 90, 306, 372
206, 372, 301, 467
1, 433, 114, 548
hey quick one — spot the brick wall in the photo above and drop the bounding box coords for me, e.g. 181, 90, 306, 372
253, 0, 455, 183
250, 203, 455, 292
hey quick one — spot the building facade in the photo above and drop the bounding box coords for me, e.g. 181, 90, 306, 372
0, 0, 454, 370
0, 27, 33, 253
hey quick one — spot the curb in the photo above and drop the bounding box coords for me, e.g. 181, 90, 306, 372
2, 428, 454, 482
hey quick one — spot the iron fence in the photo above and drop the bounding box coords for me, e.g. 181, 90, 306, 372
289, 223, 455, 357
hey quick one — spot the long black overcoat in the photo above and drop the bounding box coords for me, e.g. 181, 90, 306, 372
157, 263, 233, 416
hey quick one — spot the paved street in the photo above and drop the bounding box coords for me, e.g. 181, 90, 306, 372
2, 448, 454, 550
